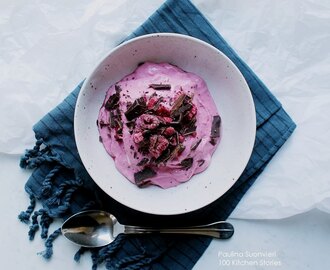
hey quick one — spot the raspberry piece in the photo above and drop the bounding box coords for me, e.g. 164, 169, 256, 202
149, 135, 169, 158
187, 104, 197, 120
136, 114, 160, 130
156, 104, 170, 116
147, 96, 158, 110
169, 136, 177, 146
133, 132, 144, 144
179, 135, 185, 143
163, 127, 175, 136
160, 116, 173, 124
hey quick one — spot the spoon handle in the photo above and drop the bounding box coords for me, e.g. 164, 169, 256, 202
124, 221, 234, 239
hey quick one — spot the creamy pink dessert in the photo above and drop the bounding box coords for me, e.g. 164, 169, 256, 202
97, 62, 221, 188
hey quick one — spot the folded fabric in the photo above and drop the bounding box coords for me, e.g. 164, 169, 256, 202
18, 0, 296, 269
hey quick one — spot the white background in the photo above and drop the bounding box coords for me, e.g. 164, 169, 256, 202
1, 0, 330, 269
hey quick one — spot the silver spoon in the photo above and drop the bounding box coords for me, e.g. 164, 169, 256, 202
61, 210, 234, 248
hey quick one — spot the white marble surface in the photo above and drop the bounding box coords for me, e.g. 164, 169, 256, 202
1, 0, 330, 269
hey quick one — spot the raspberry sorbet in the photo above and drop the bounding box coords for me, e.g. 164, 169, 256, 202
97, 62, 221, 188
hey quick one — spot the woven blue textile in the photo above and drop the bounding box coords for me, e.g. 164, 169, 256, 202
19, 0, 296, 269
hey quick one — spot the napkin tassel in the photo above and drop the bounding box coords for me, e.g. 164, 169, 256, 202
41, 164, 62, 197
19, 139, 85, 258
19, 138, 167, 269
26, 209, 53, 240
18, 194, 36, 223
19, 138, 61, 170
73, 234, 162, 270
42, 228, 62, 259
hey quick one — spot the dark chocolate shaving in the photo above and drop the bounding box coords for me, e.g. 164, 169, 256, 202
114, 118, 123, 130
124, 97, 147, 121
179, 158, 193, 170
211, 115, 221, 138
170, 113, 183, 125
137, 157, 149, 166
171, 103, 192, 118
109, 111, 116, 128
134, 167, 156, 187
181, 125, 197, 136
98, 120, 108, 128
149, 84, 171, 90
178, 144, 185, 154
170, 94, 187, 117
191, 138, 202, 151
155, 148, 172, 164
138, 139, 150, 155
115, 84, 122, 93
180, 116, 197, 135
154, 143, 185, 164
105, 92, 120, 111
197, 159, 205, 167
209, 115, 221, 145
209, 137, 217, 146
126, 121, 135, 130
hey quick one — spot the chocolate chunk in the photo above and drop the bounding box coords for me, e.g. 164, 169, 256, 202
182, 125, 197, 136
134, 167, 157, 187
179, 158, 194, 170
105, 92, 120, 111
124, 97, 147, 121
114, 118, 123, 130
98, 120, 108, 128
171, 103, 192, 118
155, 147, 172, 164
138, 139, 150, 155
209, 115, 221, 145
170, 94, 187, 117
197, 159, 205, 167
109, 111, 116, 128
170, 113, 183, 125
126, 120, 135, 131
114, 130, 123, 141
181, 117, 197, 136
211, 115, 221, 138
149, 84, 171, 90
191, 138, 202, 151
209, 137, 217, 145
137, 157, 149, 166
115, 84, 122, 93
177, 144, 185, 154
109, 110, 123, 130
154, 142, 185, 164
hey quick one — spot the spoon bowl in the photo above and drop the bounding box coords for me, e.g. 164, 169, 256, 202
61, 210, 234, 248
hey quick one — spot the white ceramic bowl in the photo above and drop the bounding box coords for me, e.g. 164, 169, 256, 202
74, 33, 256, 215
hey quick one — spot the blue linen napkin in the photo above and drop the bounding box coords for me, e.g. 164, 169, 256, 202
18, 0, 296, 269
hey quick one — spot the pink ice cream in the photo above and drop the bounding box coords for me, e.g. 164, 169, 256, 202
97, 62, 221, 188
